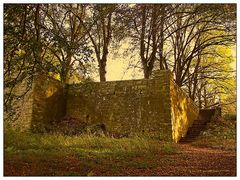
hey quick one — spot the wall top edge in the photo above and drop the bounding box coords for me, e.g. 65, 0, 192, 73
33, 70, 172, 86
69, 70, 172, 86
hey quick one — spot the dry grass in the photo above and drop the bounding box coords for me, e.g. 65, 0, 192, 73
4, 128, 177, 160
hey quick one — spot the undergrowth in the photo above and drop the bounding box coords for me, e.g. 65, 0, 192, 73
4, 128, 176, 161
162, 142, 177, 154
191, 117, 236, 150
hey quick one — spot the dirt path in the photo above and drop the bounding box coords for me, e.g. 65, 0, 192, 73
107, 144, 236, 176
4, 144, 236, 176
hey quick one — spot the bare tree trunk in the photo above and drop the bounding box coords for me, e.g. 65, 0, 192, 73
99, 59, 107, 82
203, 84, 208, 108
143, 69, 150, 79
174, 11, 183, 86
140, 5, 158, 79
75, 5, 114, 82
60, 53, 71, 85
159, 5, 165, 70
140, 6, 147, 78
191, 54, 201, 100
198, 91, 202, 109
34, 4, 42, 71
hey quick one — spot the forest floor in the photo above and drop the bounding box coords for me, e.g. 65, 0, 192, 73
4, 143, 236, 176
4, 118, 236, 176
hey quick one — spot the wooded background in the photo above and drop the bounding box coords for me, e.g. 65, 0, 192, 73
4, 4, 236, 122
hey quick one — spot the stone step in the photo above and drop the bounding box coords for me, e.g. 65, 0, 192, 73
179, 109, 216, 143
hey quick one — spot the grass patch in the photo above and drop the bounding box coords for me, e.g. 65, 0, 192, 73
4, 128, 168, 159
4, 128, 179, 175
162, 142, 177, 154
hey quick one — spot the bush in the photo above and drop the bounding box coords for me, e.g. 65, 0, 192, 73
50, 117, 108, 136
50, 117, 87, 135
161, 142, 177, 154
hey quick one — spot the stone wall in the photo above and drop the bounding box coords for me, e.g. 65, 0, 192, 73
13, 91, 33, 131
9, 70, 200, 142
170, 77, 199, 143
66, 70, 173, 140
31, 74, 66, 132
5, 80, 34, 131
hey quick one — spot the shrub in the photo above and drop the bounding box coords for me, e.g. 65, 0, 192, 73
50, 117, 108, 136
50, 117, 87, 135
162, 142, 177, 154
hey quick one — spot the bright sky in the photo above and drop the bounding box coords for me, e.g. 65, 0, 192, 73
92, 40, 143, 82
106, 55, 142, 81
93, 44, 237, 82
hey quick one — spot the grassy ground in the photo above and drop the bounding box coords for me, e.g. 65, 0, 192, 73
4, 117, 236, 176
4, 129, 177, 176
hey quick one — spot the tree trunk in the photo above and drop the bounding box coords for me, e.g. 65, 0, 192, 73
141, 5, 158, 79
203, 85, 208, 108
99, 50, 107, 82
159, 5, 165, 70
34, 4, 42, 72
198, 92, 202, 109
143, 68, 150, 79
99, 70, 106, 82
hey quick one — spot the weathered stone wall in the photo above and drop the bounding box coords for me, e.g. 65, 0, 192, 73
31, 74, 66, 132
8, 70, 200, 142
13, 91, 33, 131
5, 80, 33, 131
66, 70, 172, 140
170, 77, 199, 143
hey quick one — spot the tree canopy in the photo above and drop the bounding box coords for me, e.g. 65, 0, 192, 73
4, 3, 236, 120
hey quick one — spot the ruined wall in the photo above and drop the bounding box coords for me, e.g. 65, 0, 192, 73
5, 80, 33, 131
13, 91, 33, 131
31, 74, 66, 132
66, 70, 172, 140
170, 77, 199, 143
8, 70, 200, 142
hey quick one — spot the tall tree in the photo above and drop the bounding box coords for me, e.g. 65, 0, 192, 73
129, 4, 160, 79
4, 4, 47, 121
75, 4, 117, 82
4, 4, 40, 107
192, 46, 235, 109
41, 4, 92, 85
4, 4, 93, 121
127, 4, 174, 79
166, 4, 235, 88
